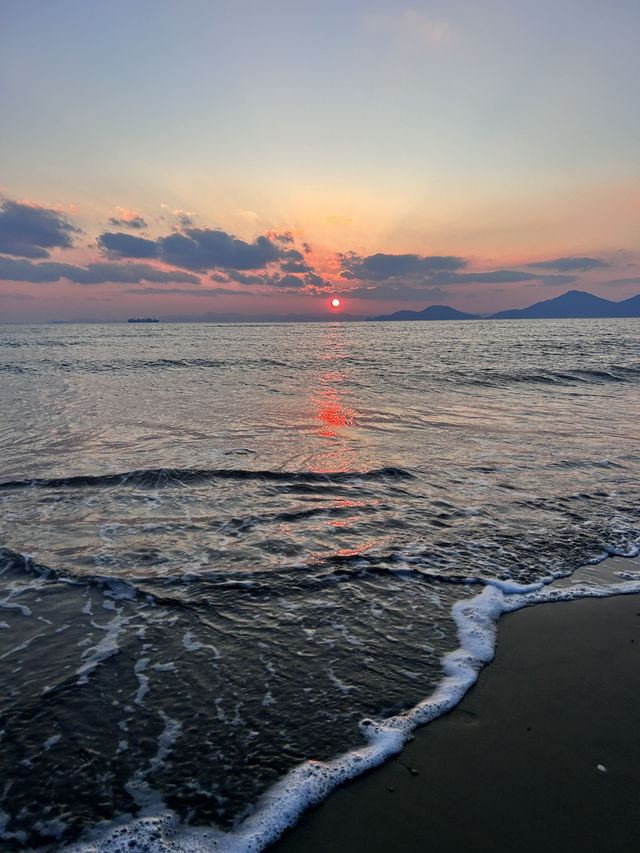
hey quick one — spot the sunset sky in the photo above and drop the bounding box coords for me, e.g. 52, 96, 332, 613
1, 0, 638, 321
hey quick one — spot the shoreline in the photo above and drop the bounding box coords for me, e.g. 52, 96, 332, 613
271, 589, 640, 853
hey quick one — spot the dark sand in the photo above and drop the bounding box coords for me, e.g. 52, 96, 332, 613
272, 591, 640, 853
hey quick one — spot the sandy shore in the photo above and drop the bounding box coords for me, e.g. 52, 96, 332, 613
272, 590, 640, 853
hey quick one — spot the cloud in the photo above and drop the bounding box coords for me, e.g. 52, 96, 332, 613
160, 205, 195, 226
226, 271, 271, 285
98, 232, 159, 258
268, 273, 308, 290
340, 252, 466, 281
77, 263, 199, 285
279, 249, 312, 273
100, 226, 284, 272
598, 276, 640, 287
208, 265, 328, 291
267, 271, 333, 292
436, 269, 541, 285
341, 281, 451, 302
0, 255, 199, 285
126, 287, 254, 297
535, 274, 580, 287
212, 268, 330, 293
0, 291, 35, 300
267, 231, 295, 244
527, 257, 610, 272
0, 199, 80, 258
300, 271, 330, 289
174, 212, 195, 227
108, 207, 147, 229
160, 228, 282, 271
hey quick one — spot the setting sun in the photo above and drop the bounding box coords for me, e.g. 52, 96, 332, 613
330, 297, 341, 309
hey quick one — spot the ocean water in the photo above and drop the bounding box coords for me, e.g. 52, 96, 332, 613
1, 318, 640, 851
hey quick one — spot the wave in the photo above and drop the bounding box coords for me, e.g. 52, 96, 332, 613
0, 465, 415, 492
461, 365, 640, 388
0, 547, 141, 601
0, 356, 294, 375
0, 364, 34, 374
6, 358, 640, 387
0, 543, 472, 604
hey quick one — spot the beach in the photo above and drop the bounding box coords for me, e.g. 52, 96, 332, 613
273, 587, 640, 853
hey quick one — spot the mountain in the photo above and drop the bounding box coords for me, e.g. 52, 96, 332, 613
489, 290, 636, 319
368, 305, 479, 321
616, 293, 640, 314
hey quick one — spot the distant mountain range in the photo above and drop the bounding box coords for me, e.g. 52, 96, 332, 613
368, 305, 477, 321
368, 290, 640, 321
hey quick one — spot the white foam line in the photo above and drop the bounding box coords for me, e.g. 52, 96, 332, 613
66, 575, 640, 853
182, 630, 220, 657
0, 632, 45, 660
0, 599, 32, 617
134, 658, 150, 705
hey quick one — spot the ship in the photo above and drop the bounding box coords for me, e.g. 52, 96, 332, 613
127, 317, 159, 323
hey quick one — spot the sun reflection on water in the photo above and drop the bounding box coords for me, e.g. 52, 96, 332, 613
298, 325, 381, 559
316, 375, 356, 437
308, 325, 360, 473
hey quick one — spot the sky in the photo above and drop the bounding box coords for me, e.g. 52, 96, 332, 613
1, 0, 639, 321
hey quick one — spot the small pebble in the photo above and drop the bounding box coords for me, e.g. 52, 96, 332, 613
409, 767, 419, 776
388, 786, 395, 793
596, 764, 607, 773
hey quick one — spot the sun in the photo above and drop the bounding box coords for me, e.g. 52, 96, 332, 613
330, 297, 341, 309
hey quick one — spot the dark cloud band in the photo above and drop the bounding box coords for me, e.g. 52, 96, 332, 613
0, 256, 199, 285
99, 227, 284, 272
527, 257, 609, 272
340, 252, 466, 281
0, 199, 80, 259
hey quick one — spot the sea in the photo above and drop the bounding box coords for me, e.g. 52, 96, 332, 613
1, 318, 640, 851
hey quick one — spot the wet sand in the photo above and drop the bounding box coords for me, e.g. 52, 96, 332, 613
272, 591, 640, 853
